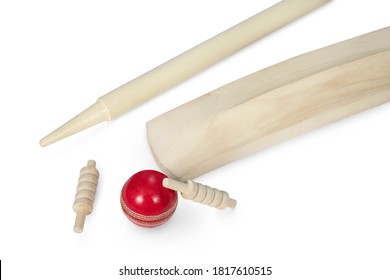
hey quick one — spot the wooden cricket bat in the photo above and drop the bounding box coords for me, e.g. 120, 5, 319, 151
146, 27, 390, 181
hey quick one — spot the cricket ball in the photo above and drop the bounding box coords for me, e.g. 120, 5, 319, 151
120, 170, 178, 227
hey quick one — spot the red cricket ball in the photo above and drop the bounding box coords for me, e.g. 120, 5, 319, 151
120, 170, 178, 228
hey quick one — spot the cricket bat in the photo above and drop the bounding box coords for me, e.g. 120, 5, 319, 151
147, 27, 390, 180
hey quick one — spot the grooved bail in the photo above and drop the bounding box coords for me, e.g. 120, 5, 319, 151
162, 178, 236, 210
73, 160, 100, 233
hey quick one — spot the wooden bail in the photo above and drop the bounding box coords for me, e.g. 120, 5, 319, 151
73, 160, 100, 233
163, 178, 236, 210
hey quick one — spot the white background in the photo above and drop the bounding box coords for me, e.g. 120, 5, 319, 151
0, 0, 389, 279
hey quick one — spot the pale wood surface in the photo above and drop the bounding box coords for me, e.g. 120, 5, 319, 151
147, 27, 390, 181
40, 0, 330, 147
73, 160, 99, 233
163, 178, 236, 210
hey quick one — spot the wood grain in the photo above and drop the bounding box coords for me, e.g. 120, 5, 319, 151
147, 27, 390, 180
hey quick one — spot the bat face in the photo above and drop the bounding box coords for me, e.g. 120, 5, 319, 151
147, 27, 390, 181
